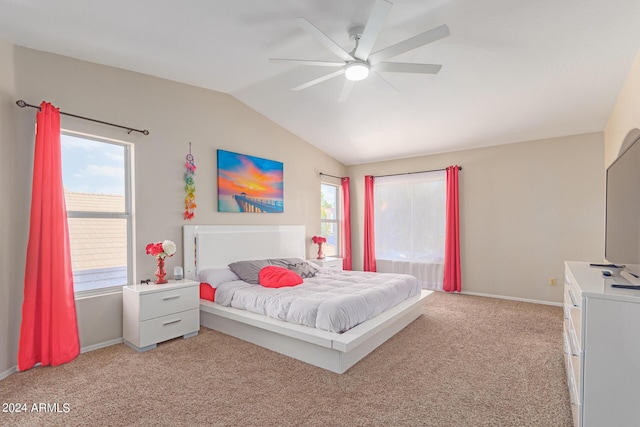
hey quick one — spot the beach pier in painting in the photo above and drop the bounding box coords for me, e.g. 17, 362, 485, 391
233, 193, 283, 213
217, 150, 284, 213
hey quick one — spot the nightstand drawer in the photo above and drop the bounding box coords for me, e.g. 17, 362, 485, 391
138, 308, 199, 348
139, 286, 199, 321
323, 259, 343, 270
309, 257, 343, 271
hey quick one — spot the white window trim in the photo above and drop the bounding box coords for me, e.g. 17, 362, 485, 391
321, 181, 341, 257
62, 129, 136, 297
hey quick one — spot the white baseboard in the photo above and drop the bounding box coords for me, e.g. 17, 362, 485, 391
80, 337, 123, 354
0, 366, 17, 381
460, 291, 562, 307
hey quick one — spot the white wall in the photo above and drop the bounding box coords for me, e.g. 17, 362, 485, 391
348, 133, 605, 303
1, 43, 346, 375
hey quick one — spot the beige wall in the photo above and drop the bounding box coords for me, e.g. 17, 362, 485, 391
348, 133, 605, 303
0, 40, 21, 377
605, 52, 640, 166
1, 43, 345, 375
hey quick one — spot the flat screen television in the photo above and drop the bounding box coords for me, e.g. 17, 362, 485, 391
605, 131, 640, 282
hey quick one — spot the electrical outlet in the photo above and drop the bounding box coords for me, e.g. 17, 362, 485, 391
549, 277, 557, 286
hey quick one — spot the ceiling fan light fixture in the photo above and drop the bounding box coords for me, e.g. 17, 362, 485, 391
345, 62, 370, 81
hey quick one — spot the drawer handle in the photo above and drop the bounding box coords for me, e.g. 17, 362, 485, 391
162, 295, 180, 301
567, 289, 579, 307
162, 318, 182, 326
568, 329, 580, 356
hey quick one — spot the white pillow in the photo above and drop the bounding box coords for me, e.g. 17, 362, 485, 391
198, 268, 240, 288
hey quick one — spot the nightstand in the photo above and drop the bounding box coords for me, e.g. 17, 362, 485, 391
309, 257, 343, 271
123, 279, 200, 352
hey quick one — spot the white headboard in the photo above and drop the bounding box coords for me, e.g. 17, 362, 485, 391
183, 225, 306, 281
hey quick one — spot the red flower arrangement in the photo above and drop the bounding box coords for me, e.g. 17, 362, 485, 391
312, 236, 326, 260
146, 240, 177, 284
311, 236, 326, 245
145, 240, 177, 260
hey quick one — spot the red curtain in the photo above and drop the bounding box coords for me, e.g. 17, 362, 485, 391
363, 175, 376, 272
340, 177, 352, 270
443, 166, 461, 292
18, 102, 80, 371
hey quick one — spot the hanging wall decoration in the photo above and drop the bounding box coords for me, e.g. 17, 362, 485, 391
184, 142, 196, 220
217, 149, 284, 213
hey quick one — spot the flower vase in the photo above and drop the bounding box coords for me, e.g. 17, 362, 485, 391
316, 242, 324, 260
155, 257, 168, 284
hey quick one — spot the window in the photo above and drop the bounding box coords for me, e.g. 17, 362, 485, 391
374, 170, 446, 262
320, 183, 340, 257
61, 132, 133, 293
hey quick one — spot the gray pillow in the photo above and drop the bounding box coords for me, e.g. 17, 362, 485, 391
270, 258, 319, 279
228, 258, 319, 283
228, 259, 271, 284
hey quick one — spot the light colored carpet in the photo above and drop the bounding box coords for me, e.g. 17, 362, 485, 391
0, 292, 572, 426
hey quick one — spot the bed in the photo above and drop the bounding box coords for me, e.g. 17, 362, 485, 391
183, 225, 432, 374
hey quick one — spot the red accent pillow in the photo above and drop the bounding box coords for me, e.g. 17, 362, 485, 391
200, 283, 216, 302
259, 266, 303, 288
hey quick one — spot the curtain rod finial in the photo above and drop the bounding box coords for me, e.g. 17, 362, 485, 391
16, 100, 27, 108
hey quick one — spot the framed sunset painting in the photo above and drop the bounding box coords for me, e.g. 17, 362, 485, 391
217, 149, 284, 213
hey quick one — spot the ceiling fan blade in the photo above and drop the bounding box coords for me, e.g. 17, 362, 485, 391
373, 71, 398, 92
338, 79, 355, 102
291, 69, 345, 91
354, 0, 393, 60
297, 17, 354, 62
368, 24, 450, 65
374, 62, 442, 74
270, 58, 345, 67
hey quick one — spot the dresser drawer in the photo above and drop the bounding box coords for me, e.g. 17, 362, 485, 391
564, 278, 582, 351
564, 305, 582, 400
563, 287, 572, 320
564, 328, 581, 427
568, 298, 581, 351
139, 285, 199, 321
138, 308, 199, 348
564, 349, 580, 406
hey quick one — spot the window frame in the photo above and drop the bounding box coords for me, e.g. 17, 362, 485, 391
62, 130, 135, 297
320, 181, 341, 258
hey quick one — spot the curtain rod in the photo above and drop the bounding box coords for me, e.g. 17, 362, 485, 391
374, 165, 462, 178
15, 100, 150, 136
319, 172, 342, 180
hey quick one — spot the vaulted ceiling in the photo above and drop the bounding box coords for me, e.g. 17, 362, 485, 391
1, 0, 639, 165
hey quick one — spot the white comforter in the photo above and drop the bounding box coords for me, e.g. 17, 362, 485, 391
214, 270, 420, 333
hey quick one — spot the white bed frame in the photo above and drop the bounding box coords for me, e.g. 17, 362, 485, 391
183, 225, 432, 374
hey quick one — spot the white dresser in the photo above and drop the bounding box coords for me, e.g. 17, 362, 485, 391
309, 257, 343, 271
123, 279, 200, 352
563, 261, 640, 427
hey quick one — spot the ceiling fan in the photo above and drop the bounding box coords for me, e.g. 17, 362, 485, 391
270, 0, 450, 102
